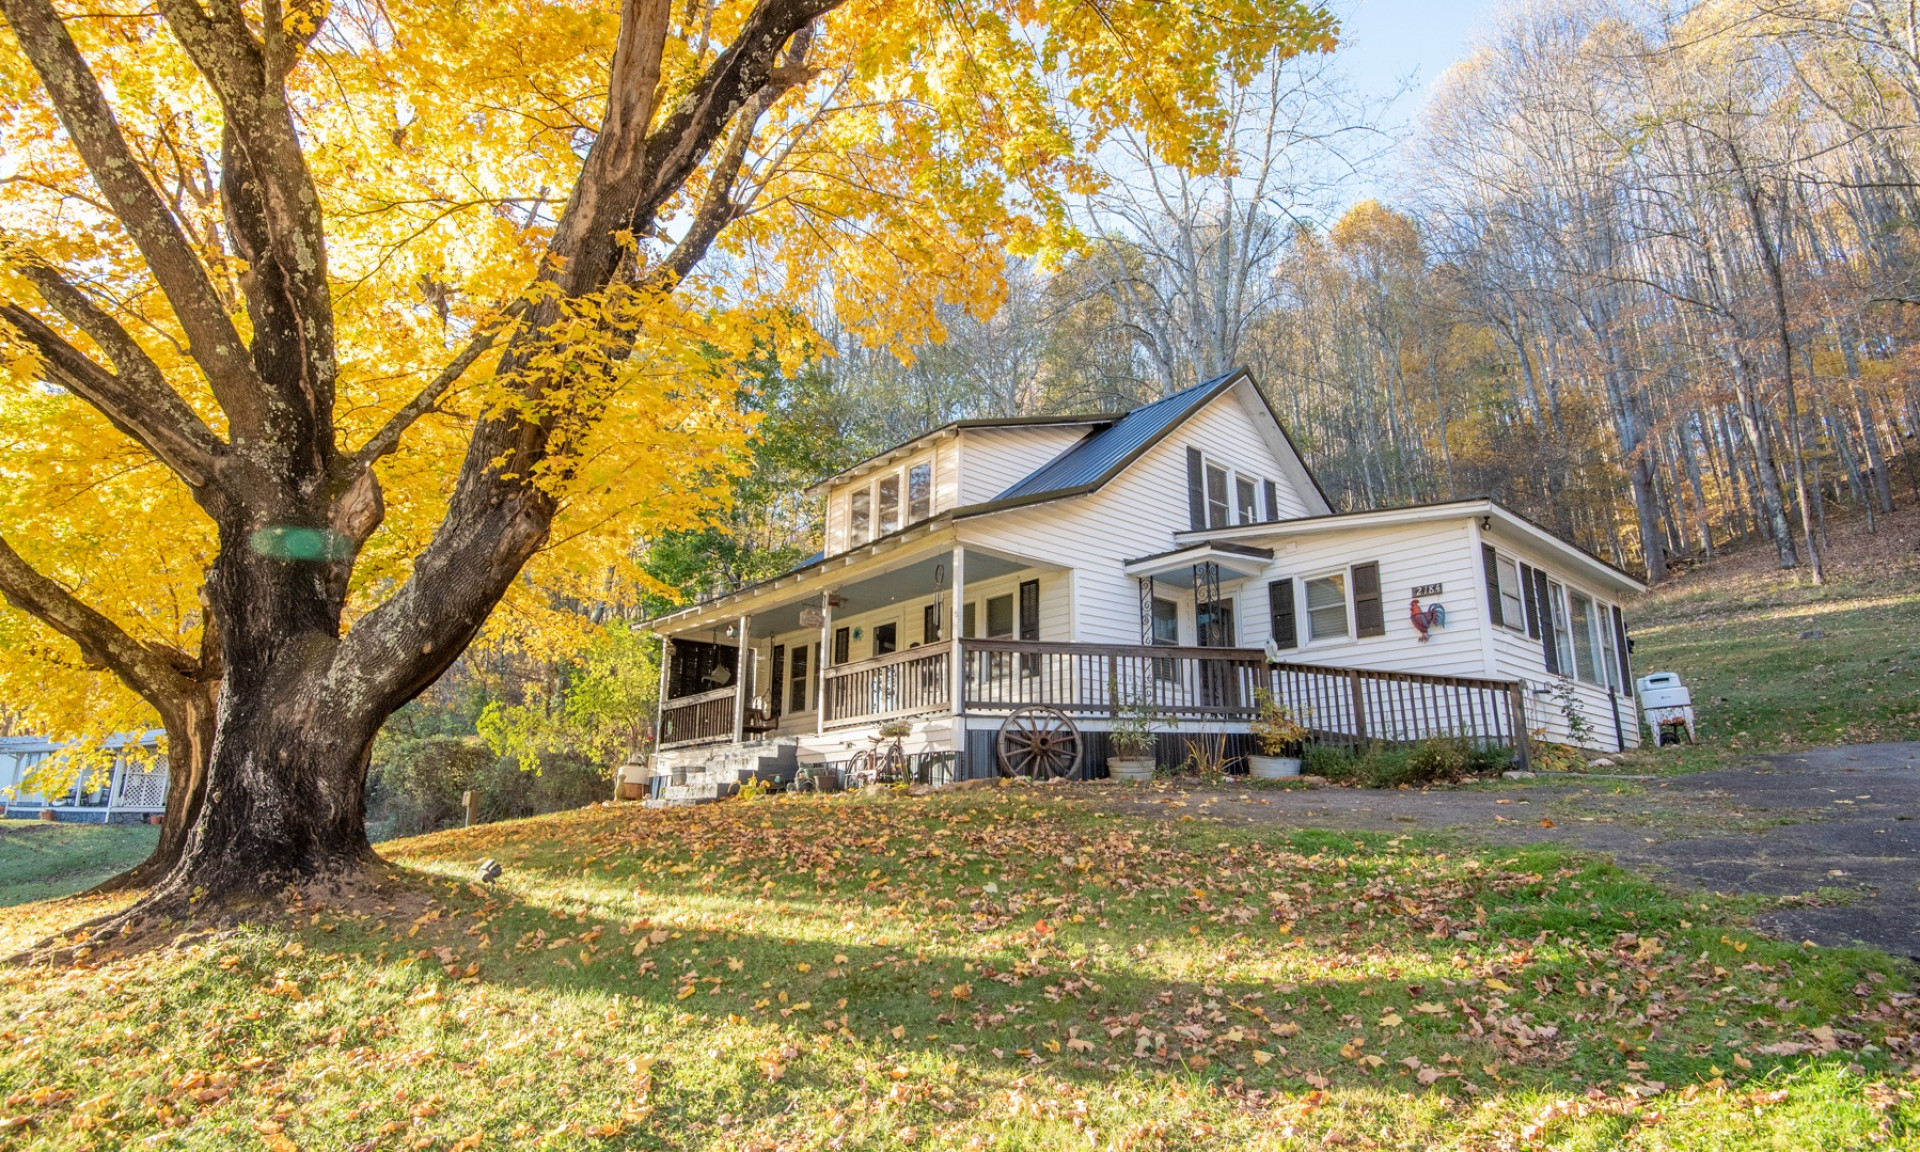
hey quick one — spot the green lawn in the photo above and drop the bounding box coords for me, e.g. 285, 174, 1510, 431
1622, 516, 1920, 772
0, 821, 156, 908
1, 789, 1913, 1149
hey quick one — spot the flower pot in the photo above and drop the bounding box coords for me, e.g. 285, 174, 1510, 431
1247, 754, 1301, 780
1107, 756, 1155, 782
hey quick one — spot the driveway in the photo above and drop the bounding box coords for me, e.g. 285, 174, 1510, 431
1102, 742, 1920, 961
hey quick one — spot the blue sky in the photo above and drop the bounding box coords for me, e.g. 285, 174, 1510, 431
1326, 0, 1498, 201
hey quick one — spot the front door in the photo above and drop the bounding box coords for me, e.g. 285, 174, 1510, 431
1196, 599, 1238, 709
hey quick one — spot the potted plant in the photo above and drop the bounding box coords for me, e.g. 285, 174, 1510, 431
1106, 695, 1158, 782
1247, 688, 1307, 779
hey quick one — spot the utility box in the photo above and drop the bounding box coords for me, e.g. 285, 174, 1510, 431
1636, 672, 1697, 744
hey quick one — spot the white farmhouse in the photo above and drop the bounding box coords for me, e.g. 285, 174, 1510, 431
631, 369, 1644, 802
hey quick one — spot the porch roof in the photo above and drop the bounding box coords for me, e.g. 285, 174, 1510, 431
1122, 541, 1273, 587
645, 518, 1046, 637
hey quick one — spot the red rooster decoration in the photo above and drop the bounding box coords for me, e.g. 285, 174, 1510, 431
1409, 599, 1446, 642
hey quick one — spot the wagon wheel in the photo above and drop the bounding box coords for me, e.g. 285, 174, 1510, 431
996, 705, 1083, 781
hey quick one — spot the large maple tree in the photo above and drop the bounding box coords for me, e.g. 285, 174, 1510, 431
0, 0, 1334, 914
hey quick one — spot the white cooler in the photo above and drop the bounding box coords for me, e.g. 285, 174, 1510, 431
1636, 672, 1696, 744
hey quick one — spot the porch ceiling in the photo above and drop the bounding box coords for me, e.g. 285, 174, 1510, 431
747, 550, 1033, 639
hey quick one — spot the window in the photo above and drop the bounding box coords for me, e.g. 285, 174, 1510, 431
1151, 597, 1180, 682
877, 474, 900, 534
1236, 476, 1258, 524
1599, 605, 1621, 691
908, 463, 932, 521
788, 644, 810, 713
1568, 592, 1600, 684
1196, 599, 1234, 647
923, 603, 941, 644
986, 594, 1014, 638
1495, 557, 1525, 632
1305, 574, 1348, 640
963, 601, 976, 638
833, 626, 850, 665
1206, 464, 1230, 528
1547, 581, 1574, 675
873, 622, 897, 656
848, 488, 870, 546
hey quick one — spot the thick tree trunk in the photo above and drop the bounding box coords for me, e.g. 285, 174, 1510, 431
92, 679, 217, 892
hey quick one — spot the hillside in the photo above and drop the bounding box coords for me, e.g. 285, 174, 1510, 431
2, 789, 1915, 1150
1624, 508, 1920, 767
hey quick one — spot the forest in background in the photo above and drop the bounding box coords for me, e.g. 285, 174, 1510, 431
388, 0, 1920, 817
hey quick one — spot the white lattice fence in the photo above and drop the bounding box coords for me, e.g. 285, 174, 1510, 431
112, 759, 169, 809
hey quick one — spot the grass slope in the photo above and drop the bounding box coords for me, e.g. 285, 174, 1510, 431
0, 823, 156, 909
1625, 508, 1920, 770
3, 790, 1914, 1150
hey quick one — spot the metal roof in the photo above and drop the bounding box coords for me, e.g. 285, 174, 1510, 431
991, 373, 1239, 504
802, 412, 1116, 496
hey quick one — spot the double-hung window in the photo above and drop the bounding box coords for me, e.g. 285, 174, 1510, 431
1548, 580, 1574, 676
1305, 574, 1348, 640
877, 473, 901, 535
908, 463, 932, 521
1495, 556, 1525, 632
848, 488, 871, 546
1205, 464, 1231, 528
1568, 591, 1600, 683
1235, 476, 1258, 524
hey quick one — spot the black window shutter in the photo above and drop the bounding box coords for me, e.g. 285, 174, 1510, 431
1352, 562, 1385, 638
1533, 567, 1559, 674
1519, 563, 1541, 638
1481, 544, 1504, 628
1263, 479, 1279, 522
1267, 579, 1297, 649
833, 627, 849, 665
1612, 604, 1632, 689
1018, 580, 1040, 641
1186, 447, 1206, 530
769, 645, 785, 717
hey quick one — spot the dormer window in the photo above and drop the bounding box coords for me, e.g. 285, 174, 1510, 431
837, 457, 935, 552
878, 473, 901, 534
908, 463, 932, 521
849, 488, 871, 545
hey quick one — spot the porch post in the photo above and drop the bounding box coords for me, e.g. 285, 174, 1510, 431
732, 613, 751, 742
816, 590, 833, 735
653, 634, 673, 747
949, 545, 965, 718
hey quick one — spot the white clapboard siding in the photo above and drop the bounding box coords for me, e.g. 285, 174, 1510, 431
955, 426, 1098, 505
1247, 520, 1489, 678
960, 388, 1322, 644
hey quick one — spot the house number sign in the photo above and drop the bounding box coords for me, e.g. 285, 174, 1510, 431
1411, 582, 1443, 598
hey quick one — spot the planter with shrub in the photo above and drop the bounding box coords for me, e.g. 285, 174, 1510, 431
1105, 696, 1158, 781
1247, 688, 1307, 779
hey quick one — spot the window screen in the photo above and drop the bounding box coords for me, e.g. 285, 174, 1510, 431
788, 644, 810, 713
986, 594, 1014, 638
1306, 574, 1348, 640
1235, 476, 1257, 524
1548, 581, 1574, 675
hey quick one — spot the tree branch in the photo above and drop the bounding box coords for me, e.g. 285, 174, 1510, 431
0, 0, 265, 432
0, 531, 199, 704
0, 294, 222, 489
347, 300, 526, 471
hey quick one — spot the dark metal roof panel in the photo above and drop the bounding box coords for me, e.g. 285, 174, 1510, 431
992, 373, 1237, 502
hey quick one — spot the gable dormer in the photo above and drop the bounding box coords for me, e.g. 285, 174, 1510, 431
812, 415, 1112, 556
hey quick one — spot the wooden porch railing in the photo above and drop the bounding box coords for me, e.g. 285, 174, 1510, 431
1266, 661, 1527, 759
659, 686, 737, 749
959, 639, 1266, 718
823, 640, 952, 727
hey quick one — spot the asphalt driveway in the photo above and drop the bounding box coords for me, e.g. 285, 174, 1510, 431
1103, 742, 1920, 961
